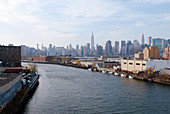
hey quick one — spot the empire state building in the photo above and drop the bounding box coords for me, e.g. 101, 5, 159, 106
91, 32, 94, 51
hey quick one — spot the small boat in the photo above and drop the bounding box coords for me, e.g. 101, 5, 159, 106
108, 72, 113, 74
102, 70, 106, 73
128, 75, 134, 79
22, 63, 40, 91
93, 69, 97, 72
120, 73, 126, 77
114, 72, 119, 76
22, 73, 39, 91
88, 68, 92, 71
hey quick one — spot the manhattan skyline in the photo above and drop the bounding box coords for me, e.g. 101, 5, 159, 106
0, 0, 170, 48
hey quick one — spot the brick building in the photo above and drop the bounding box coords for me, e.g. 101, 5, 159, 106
143, 46, 160, 60
0, 46, 21, 67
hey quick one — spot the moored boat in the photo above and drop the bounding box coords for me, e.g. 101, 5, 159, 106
120, 73, 126, 77
114, 72, 119, 76
128, 75, 134, 79
102, 70, 106, 74
93, 69, 97, 72
108, 72, 113, 74
22, 73, 39, 91
88, 68, 92, 71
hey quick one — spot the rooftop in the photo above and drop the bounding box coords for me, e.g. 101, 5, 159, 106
0, 73, 20, 87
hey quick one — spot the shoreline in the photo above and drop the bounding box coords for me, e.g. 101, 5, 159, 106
22, 61, 170, 86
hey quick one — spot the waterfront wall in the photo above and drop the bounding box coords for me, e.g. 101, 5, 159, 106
0, 75, 22, 112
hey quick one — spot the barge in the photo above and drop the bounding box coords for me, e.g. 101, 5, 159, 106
0, 65, 39, 113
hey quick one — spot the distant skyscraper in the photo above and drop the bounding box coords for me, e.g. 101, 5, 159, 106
91, 32, 94, 51
48, 44, 56, 56
129, 45, 134, 56
148, 36, 152, 46
120, 41, 126, 56
76, 44, 79, 50
121, 46, 126, 56
151, 38, 168, 54
105, 40, 112, 56
142, 34, 144, 46
115, 41, 119, 55
68, 44, 73, 50
133, 40, 143, 54
97, 45, 103, 56
83, 45, 88, 56
86, 43, 90, 51
96, 44, 98, 50
126, 40, 132, 56
37, 43, 39, 50
41, 43, 43, 50
80, 45, 84, 56
49, 44, 52, 50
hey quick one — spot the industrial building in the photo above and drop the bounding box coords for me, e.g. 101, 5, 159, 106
121, 59, 170, 73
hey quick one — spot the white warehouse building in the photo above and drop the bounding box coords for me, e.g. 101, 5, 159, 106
121, 59, 170, 73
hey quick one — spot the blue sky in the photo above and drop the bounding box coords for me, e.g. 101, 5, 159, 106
0, 0, 170, 48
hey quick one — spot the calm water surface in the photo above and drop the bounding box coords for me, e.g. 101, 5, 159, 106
22, 63, 170, 114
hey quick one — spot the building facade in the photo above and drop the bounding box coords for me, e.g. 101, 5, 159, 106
115, 41, 119, 56
0, 46, 21, 67
126, 40, 132, 56
97, 45, 103, 56
148, 36, 152, 46
91, 32, 94, 51
151, 38, 168, 54
135, 52, 144, 60
141, 34, 144, 46
105, 40, 112, 56
163, 47, 170, 60
120, 41, 126, 56
143, 47, 160, 60
121, 59, 170, 73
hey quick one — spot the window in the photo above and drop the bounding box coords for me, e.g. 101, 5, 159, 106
136, 63, 140, 65
129, 63, 133, 65
142, 64, 146, 66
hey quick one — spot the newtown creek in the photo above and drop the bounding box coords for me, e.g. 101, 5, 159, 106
21, 63, 170, 114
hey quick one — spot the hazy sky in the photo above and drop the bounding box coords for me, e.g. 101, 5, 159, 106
0, 0, 170, 48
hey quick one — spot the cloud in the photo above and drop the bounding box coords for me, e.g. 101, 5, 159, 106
131, 0, 170, 4
61, 0, 126, 22
0, 0, 39, 24
162, 14, 170, 21
0, 0, 169, 47
135, 21, 145, 27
